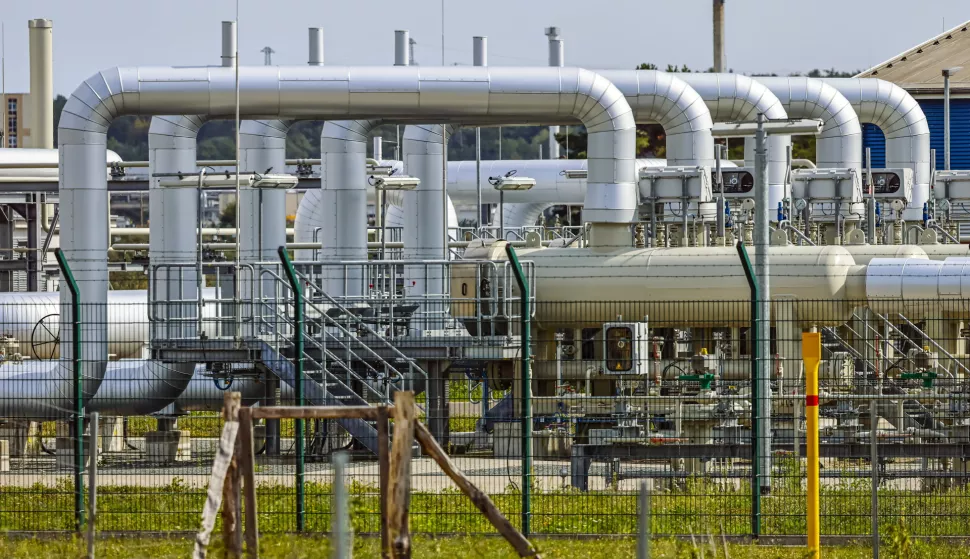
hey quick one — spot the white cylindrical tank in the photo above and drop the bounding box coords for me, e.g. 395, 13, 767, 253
917, 244, 970, 261
0, 290, 147, 359
456, 243, 864, 327
839, 244, 928, 265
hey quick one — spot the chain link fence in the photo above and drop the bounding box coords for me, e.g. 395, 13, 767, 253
0, 265, 969, 543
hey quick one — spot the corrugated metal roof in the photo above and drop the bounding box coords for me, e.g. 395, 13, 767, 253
856, 20, 970, 92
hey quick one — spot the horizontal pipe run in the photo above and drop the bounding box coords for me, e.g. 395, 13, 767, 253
250, 405, 393, 420
110, 240, 545, 251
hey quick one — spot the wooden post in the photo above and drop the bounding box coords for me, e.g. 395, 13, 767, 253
414, 421, 538, 558
388, 392, 416, 559
221, 393, 243, 559
238, 407, 259, 559
377, 406, 391, 559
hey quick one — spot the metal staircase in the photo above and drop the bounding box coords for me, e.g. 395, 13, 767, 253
254, 263, 430, 454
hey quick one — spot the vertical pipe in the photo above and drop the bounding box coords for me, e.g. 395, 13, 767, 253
713, 0, 726, 73
27, 19, 53, 149
544, 27, 563, 160
88, 411, 99, 559
221, 21, 236, 68
474, 37, 486, 230
866, 147, 877, 243
308, 28, 324, 66
505, 244, 531, 538
944, 70, 952, 171
803, 332, 821, 556
754, 113, 772, 496
373, 136, 383, 252
394, 30, 410, 66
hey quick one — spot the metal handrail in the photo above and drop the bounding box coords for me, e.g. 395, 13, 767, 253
895, 312, 970, 378
778, 220, 816, 246
292, 266, 427, 384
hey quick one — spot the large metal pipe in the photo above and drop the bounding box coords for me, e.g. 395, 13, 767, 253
28, 19, 54, 149
318, 119, 384, 295
744, 77, 862, 174
822, 78, 931, 221
148, 115, 205, 341
674, 73, 789, 211
459, 243, 865, 327
46, 64, 635, 419
545, 27, 563, 160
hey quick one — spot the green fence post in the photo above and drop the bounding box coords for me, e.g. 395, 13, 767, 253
278, 246, 305, 532
55, 248, 84, 533
735, 241, 761, 538
505, 244, 531, 537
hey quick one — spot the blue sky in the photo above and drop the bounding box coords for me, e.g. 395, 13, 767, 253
3, 0, 968, 96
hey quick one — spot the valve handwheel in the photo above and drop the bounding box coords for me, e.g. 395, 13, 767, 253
30, 313, 60, 360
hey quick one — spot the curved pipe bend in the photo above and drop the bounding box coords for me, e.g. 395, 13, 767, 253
822, 78, 931, 220
746, 77, 863, 172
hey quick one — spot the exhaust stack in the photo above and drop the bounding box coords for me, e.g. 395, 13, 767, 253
28, 19, 53, 149
544, 27, 563, 160
713, 0, 726, 72
308, 28, 324, 66
221, 21, 236, 68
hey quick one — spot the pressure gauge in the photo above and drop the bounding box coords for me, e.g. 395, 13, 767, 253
939, 199, 952, 212
891, 199, 905, 212
794, 198, 808, 212
740, 198, 756, 211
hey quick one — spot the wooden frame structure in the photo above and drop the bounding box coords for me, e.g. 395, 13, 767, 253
193, 391, 539, 559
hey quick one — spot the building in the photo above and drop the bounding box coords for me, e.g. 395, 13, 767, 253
2, 93, 35, 148
856, 20, 970, 170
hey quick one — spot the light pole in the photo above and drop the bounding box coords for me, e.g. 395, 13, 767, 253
943, 66, 963, 171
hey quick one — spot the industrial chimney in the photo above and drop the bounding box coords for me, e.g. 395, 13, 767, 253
544, 27, 563, 159
713, 0, 726, 72
28, 19, 53, 149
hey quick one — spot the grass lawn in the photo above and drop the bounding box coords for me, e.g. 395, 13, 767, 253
0, 535, 963, 559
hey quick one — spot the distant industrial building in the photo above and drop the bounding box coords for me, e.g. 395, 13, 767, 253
857, 20, 970, 170
2, 92, 35, 148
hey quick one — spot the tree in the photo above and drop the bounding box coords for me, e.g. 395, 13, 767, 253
220, 200, 236, 227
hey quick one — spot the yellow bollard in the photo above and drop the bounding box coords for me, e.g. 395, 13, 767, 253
802, 332, 821, 556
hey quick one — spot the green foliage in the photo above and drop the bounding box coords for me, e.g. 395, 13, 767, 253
220, 200, 237, 227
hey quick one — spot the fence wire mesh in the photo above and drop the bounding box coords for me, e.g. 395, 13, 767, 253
1, 277, 969, 541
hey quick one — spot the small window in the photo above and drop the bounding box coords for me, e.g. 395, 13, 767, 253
605, 326, 634, 372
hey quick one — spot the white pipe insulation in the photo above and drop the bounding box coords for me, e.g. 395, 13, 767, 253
822, 78, 931, 221
744, 77, 863, 175
25, 64, 636, 420
673, 73, 790, 210
317, 119, 383, 295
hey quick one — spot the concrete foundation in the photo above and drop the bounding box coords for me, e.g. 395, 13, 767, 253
100, 416, 125, 453
146, 430, 191, 463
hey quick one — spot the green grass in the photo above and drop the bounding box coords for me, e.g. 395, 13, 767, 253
0, 535, 967, 559
4, 478, 970, 540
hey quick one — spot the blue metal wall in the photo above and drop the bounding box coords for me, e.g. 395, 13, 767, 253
861, 99, 970, 170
